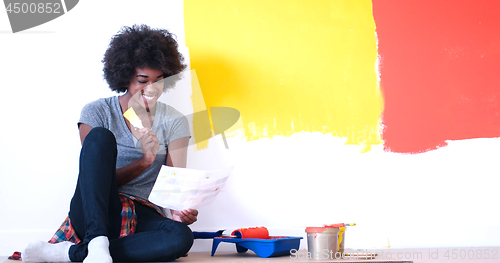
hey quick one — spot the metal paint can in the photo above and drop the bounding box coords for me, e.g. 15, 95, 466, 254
305, 227, 340, 259
324, 224, 347, 254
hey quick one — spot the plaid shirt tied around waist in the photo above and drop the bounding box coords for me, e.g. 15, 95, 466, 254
49, 193, 165, 244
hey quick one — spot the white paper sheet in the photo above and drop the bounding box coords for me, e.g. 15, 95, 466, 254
149, 165, 233, 210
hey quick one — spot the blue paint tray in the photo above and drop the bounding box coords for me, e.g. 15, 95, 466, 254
211, 236, 302, 258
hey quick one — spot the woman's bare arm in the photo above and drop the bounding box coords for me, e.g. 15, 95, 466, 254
165, 137, 189, 168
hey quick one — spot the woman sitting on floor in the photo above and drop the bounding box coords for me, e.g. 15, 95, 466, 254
23, 24, 198, 263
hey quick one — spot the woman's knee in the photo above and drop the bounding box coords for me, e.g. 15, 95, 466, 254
84, 127, 116, 146
81, 128, 117, 156
158, 221, 194, 258
175, 222, 194, 251
79, 127, 117, 169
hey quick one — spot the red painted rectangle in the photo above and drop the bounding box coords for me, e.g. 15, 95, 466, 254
373, 0, 500, 153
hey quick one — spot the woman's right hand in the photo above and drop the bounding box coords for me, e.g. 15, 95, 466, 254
138, 128, 160, 166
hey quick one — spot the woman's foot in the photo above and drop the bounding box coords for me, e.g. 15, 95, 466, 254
23, 241, 72, 262
83, 236, 112, 263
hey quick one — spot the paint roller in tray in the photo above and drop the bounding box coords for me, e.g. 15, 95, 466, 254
207, 227, 303, 258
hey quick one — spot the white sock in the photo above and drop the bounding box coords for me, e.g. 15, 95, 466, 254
83, 236, 112, 263
23, 241, 72, 262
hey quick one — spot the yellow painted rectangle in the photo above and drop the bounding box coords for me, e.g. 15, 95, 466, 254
185, 0, 383, 152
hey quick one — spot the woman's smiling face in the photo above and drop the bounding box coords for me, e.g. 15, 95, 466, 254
127, 67, 165, 110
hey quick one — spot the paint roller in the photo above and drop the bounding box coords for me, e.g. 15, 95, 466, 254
193, 227, 270, 239
231, 227, 270, 239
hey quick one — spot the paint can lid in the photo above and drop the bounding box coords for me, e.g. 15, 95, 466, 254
305, 227, 326, 233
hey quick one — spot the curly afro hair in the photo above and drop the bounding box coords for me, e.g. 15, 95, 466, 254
102, 24, 187, 93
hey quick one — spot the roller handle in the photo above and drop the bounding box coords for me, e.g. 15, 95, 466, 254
193, 229, 225, 239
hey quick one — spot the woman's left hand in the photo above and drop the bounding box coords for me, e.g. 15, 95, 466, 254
172, 209, 198, 225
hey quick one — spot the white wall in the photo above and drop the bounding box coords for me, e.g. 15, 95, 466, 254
1, 0, 499, 257
0, 0, 188, 255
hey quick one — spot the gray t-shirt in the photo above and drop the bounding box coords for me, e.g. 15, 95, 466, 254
78, 96, 190, 199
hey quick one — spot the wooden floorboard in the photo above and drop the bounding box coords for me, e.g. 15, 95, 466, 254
3, 247, 500, 262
